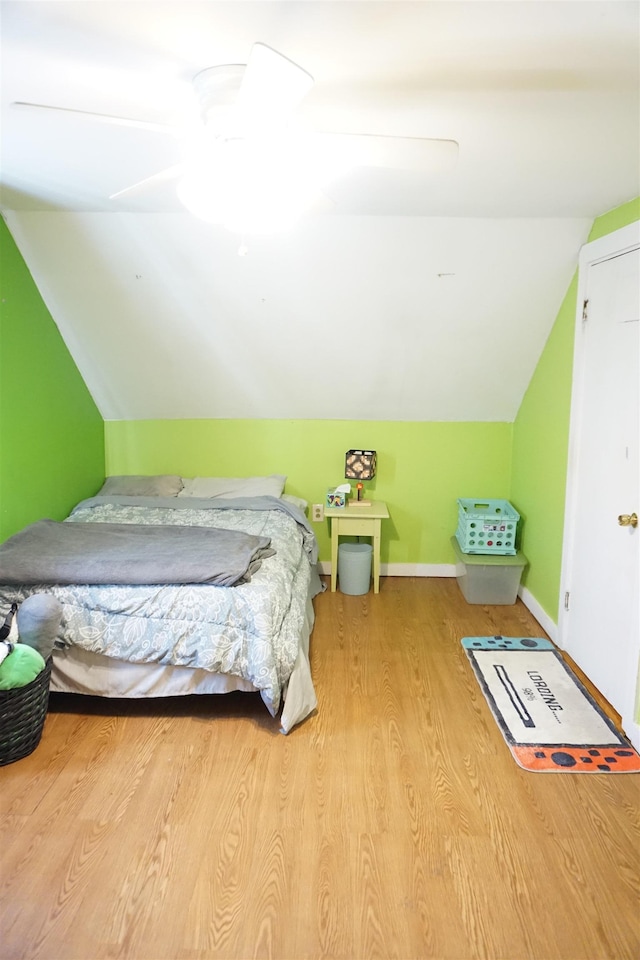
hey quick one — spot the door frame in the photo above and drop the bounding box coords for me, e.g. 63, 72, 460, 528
558, 220, 640, 749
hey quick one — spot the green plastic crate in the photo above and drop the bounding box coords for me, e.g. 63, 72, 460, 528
455, 498, 520, 555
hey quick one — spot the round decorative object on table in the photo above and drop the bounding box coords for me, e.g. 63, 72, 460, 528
0, 656, 53, 766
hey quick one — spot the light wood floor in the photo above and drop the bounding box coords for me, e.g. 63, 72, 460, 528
1, 577, 639, 960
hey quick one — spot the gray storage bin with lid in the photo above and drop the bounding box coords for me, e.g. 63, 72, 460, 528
451, 536, 527, 604
338, 542, 373, 595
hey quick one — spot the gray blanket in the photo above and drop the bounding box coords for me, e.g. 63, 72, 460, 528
0, 519, 275, 587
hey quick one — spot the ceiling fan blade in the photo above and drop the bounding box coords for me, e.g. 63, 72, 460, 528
234, 43, 314, 134
318, 133, 459, 174
12, 101, 176, 135
109, 164, 184, 200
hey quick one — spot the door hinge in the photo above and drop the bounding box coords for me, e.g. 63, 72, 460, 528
564, 590, 570, 611
582, 299, 589, 321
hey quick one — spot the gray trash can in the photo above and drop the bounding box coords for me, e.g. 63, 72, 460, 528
338, 542, 373, 595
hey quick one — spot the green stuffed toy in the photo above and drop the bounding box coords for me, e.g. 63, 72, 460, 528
0, 643, 45, 690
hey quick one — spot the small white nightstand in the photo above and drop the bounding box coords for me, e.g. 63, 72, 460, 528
324, 500, 390, 594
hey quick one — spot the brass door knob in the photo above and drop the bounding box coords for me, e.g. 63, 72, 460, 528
618, 512, 638, 528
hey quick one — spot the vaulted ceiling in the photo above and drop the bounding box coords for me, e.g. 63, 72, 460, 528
1, 1, 638, 421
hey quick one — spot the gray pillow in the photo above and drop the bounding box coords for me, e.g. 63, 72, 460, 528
178, 475, 286, 499
97, 475, 184, 497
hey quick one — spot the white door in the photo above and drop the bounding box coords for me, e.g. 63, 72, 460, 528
559, 223, 640, 748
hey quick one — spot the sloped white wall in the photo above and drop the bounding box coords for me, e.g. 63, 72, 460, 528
4, 211, 590, 421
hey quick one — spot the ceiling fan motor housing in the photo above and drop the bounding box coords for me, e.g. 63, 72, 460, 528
192, 65, 245, 125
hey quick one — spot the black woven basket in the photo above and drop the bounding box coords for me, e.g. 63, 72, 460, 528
0, 656, 53, 766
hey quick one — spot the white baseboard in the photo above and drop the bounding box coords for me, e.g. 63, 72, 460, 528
518, 585, 558, 643
317, 561, 457, 578
381, 563, 457, 578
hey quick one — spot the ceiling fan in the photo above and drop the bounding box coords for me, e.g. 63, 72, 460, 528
13, 43, 459, 233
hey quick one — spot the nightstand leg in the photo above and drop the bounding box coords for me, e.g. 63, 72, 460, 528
372, 520, 381, 593
331, 528, 338, 592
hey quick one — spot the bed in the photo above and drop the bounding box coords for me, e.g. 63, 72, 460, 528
0, 474, 323, 733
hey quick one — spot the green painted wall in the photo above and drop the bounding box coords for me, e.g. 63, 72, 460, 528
105, 418, 513, 564
511, 197, 640, 623
0, 217, 105, 542
4, 195, 637, 604
587, 197, 640, 244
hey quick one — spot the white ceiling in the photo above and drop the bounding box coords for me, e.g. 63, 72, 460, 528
1, 1, 638, 421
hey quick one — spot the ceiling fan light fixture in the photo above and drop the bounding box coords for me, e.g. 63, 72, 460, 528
177, 168, 314, 235
177, 173, 305, 234
176, 132, 347, 234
